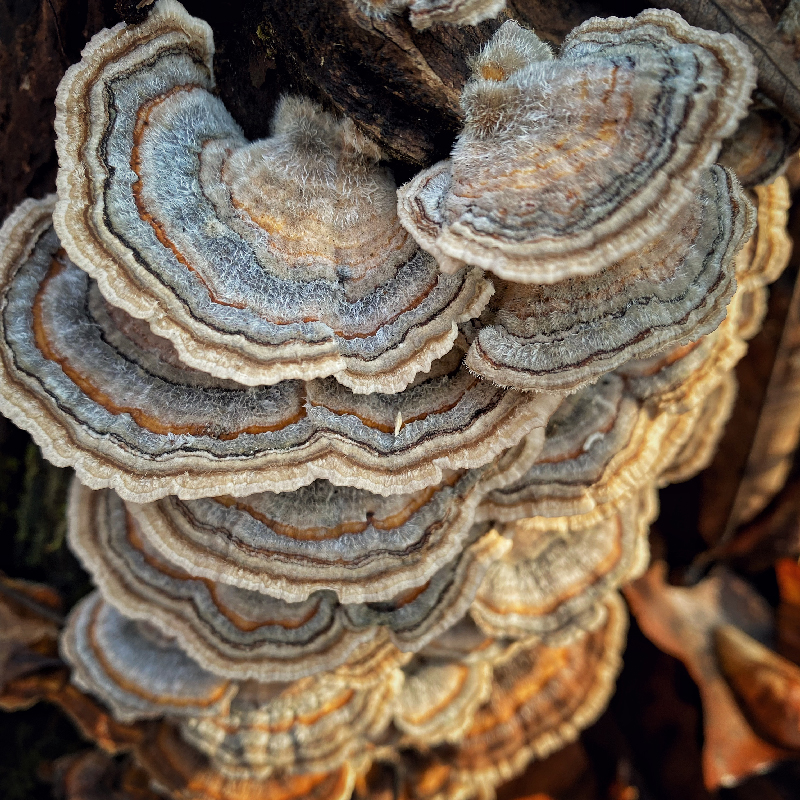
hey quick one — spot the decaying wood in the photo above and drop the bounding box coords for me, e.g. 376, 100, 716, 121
251, 0, 618, 167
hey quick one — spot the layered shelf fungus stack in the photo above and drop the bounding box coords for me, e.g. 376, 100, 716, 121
0, 1, 795, 798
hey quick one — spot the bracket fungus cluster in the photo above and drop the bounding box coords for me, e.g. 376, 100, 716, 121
0, 0, 796, 798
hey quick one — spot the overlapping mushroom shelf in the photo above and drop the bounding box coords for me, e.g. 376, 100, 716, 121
0, 1, 791, 798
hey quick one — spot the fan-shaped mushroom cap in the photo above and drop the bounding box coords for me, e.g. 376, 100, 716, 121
68, 482, 509, 680
0, 202, 559, 502
464, 166, 753, 392
354, 0, 505, 29
735, 285, 770, 343
719, 107, 797, 189
659, 371, 737, 486
397, 12, 756, 283
731, 196, 793, 339
394, 658, 493, 746
617, 308, 746, 416
126, 437, 541, 605
61, 592, 235, 724
441, 593, 627, 793
737, 177, 792, 288
339, 526, 510, 652
477, 374, 683, 528
136, 722, 360, 800
178, 663, 402, 779
734, 177, 793, 341
53, 0, 492, 393
471, 485, 654, 641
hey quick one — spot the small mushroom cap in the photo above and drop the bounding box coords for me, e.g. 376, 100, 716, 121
471, 485, 654, 641
60, 592, 235, 724
136, 722, 360, 800
464, 166, 753, 393
659, 371, 738, 486
0, 203, 559, 502
68, 481, 509, 680
394, 658, 493, 746
54, 0, 492, 393
178, 663, 402, 779
617, 306, 747, 416
735, 177, 793, 292
478, 374, 689, 529
354, 0, 506, 29
443, 593, 627, 792
398, 11, 756, 283
126, 437, 541, 605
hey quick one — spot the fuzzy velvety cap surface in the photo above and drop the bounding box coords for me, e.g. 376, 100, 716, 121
398, 11, 756, 283
61, 591, 235, 723
53, 0, 492, 393
425, 594, 628, 796
471, 485, 654, 641
464, 166, 753, 393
